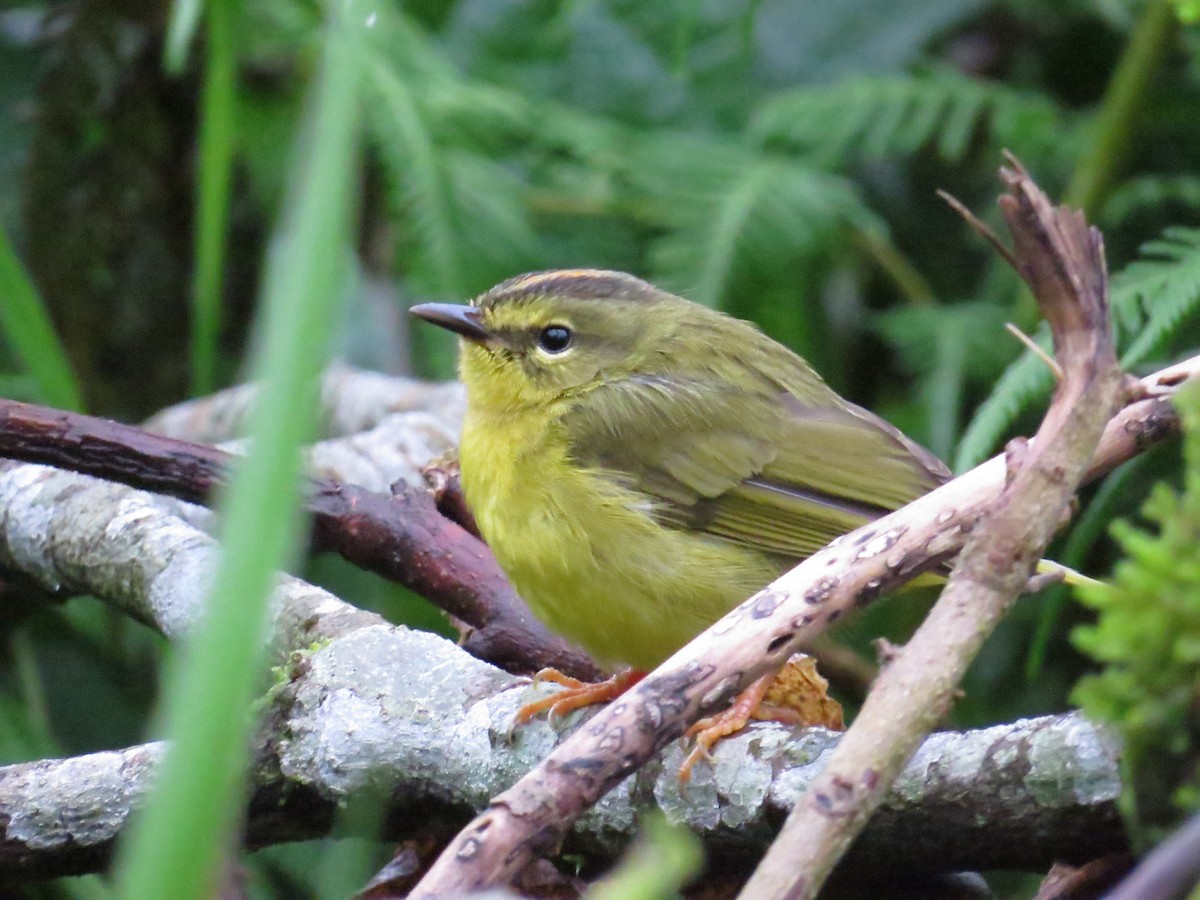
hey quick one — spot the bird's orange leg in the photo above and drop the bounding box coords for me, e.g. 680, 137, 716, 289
679, 656, 844, 782
679, 673, 778, 782
514, 668, 647, 725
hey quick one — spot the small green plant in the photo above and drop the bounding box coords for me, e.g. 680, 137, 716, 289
1073, 381, 1200, 844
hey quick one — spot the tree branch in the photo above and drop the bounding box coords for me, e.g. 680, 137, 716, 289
0, 463, 381, 651
0, 457, 1121, 881
0, 365, 1189, 887
141, 363, 466, 444
406, 164, 1165, 897
737, 157, 1125, 899
0, 616, 1123, 881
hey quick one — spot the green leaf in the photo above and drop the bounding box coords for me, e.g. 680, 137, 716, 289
1071, 382, 1200, 841
113, 1, 363, 895
587, 815, 703, 900
365, 58, 463, 300
955, 338, 1054, 471
643, 140, 873, 307
0, 226, 83, 411
875, 300, 1009, 461
1173, 0, 1200, 23
752, 0, 989, 84
1113, 227, 1200, 366
1102, 175, 1200, 226
190, 0, 238, 395
752, 68, 1063, 167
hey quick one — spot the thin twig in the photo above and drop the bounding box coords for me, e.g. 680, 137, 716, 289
937, 188, 1018, 270
1006, 321, 1065, 381
738, 160, 1124, 899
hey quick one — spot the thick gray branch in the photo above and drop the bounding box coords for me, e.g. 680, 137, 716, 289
0, 391, 466, 652
142, 363, 465, 445
0, 618, 1123, 879
127, 406, 464, 538
0, 464, 379, 655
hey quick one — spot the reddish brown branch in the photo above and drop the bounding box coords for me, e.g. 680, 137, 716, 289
1034, 855, 1132, 900
0, 401, 600, 680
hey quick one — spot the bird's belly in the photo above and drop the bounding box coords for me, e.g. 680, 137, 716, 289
512, 541, 768, 671
462, 430, 779, 669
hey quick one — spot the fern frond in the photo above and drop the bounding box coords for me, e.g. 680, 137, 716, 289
640, 141, 873, 307
1103, 175, 1200, 226
954, 333, 1055, 471
363, 4, 460, 85
751, 68, 1062, 167
439, 149, 541, 280
652, 156, 775, 307
365, 58, 463, 299
419, 82, 533, 150
1112, 227, 1200, 366
876, 301, 1009, 461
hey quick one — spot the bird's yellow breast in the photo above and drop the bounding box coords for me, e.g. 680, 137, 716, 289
459, 404, 780, 670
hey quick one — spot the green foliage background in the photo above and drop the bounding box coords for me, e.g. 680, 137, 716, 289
0, 0, 1199, 896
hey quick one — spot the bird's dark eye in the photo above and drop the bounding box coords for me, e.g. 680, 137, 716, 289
537, 324, 573, 354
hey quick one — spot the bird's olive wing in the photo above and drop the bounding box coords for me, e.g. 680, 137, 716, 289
562, 377, 949, 561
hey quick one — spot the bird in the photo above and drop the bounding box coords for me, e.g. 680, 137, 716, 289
410, 269, 957, 767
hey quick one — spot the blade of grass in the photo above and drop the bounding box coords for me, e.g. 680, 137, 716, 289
586, 816, 702, 900
113, 2, 364, 896
190, 0, 237, 396
165, 0, 205, 74
1064, 0, 1177, 219
0, 227, 83, 411
10, 630, 54, 759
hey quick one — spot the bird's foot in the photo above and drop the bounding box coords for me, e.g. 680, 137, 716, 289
680, 673, 779, 782
679, 655, 844, 782
514, 668, 646, 727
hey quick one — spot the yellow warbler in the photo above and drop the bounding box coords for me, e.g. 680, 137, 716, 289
411, 269, 951, 673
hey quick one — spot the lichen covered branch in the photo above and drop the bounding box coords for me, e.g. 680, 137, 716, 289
0, 618, 1122, 881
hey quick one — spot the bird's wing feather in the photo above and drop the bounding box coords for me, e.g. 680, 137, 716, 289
562, 374, 949, 560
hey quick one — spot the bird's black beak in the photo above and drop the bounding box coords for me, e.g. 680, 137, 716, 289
409, 303, 490, 343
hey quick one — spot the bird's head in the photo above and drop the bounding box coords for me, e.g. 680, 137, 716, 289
411, 269, 691, 411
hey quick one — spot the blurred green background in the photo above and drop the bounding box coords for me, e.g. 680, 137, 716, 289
1, 0, 1199, 896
